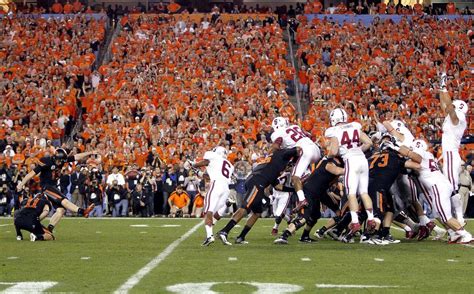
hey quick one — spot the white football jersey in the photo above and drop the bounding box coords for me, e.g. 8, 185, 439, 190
203, 151, 234, 185
271, 124, 315, 149
442, 111, 466, 151
411, 146, 449, 187
390, 120, 414, 147
325, 122, 364, 159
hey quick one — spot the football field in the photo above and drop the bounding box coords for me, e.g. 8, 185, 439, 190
1, 218, 473, 293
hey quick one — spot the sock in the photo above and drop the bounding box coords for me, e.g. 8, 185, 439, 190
404, 225, 412, 232
296, 190, 305, 202
301, 229, 310, 239
319, 226, 328, 234
451, 194, 465, 224
379, 227, 390, 238
273, 223, 279, 230
284, 214, 291, 223
281, 229, 291, 239
205, 225, 213, 238
419, 215, 430, 226
350, 211, 359, 224
238, 225, 251, 239
275, 216, 282, 225
47, 224, 55, 233
433, 225, 446, 235
447, 229, 455, 237
77, 208, 84, 216
220, 219, 237, 234
366, 209, 374, 221
212, 217, 219, 225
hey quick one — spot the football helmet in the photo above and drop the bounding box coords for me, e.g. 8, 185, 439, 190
213, 146, 228, 159
329, 108, 348, 127
272, 117, 288, 130
452, 100, 468, 115
54, 148, 68, 164
412, 139, 428, 151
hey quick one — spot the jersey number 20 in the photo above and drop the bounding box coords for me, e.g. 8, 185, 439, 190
286, 126, 306, 143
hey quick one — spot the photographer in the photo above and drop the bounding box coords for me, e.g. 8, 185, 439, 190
106, 179, 128, 217
71, 165, 87, 209
131, 183, 147, 217
183, 169, 200, 211
86, 179, 103, 217
162, 164, 177, 215
0, 184, 12, 216
140, 168, 156, 217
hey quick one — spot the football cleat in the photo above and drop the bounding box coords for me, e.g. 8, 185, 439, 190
383, 235, 401, 244
366, 220, 376, 234
432, 226, 447, 241
83, 204, 95, 218
292, 199, 309, 213
341, 235, 354, 244
271, 228, 278, 236
274, 237, 289, 245
217, 232, 232, 246
235, 237, 249, 245
314, 229, 325, 239
327, 228, 342, 241
418, 226, 429, 241
30, 233, 37, 242
448, 233, 462, 244
201, 236, 215, 247
367, 237, 389, 246
299, 236, 317, 243
360, 234, 371, 244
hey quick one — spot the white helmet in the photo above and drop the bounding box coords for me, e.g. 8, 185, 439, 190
272, 117, 288, 130
452, 100, 468, 115
213, 146, 228, 159
329, 108, 348, 127
412, 139, 428, 151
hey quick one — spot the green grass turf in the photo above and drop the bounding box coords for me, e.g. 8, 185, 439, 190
0, 218, 473, 293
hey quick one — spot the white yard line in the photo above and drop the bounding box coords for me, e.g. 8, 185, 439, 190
463, 244, 474, 248
114, 220, 203, 294
316, 284, 400, 289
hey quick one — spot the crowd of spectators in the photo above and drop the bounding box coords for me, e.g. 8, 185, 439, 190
0, 5, 473, 218
295, 16, 473, 158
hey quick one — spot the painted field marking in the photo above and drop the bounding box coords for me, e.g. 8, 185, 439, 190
228, 257, 238, 261
301, 257, 311, 262
81, 257, 91, 260
235, 225, 241, 228
0, 224, 10, 227
159, 225, 181, 228
130, 224, 149, 228
316, 284, 400, 289
390, 226, 405, 232
96, 231, 102, 234
5, 231, 10, 233
7, 257, 18, 260
114, 220, 204, 294
0, 282, 57, 293
374, 258, 384, 262
139, 232, 148, 234
446, 259, 458, 262
463, 244, 474, 248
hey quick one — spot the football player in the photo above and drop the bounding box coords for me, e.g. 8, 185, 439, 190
439, 74, 468, 225
270, 169, 293, 236
410, 139, 472, 244
14, 193, 55, 241
217, 147, 299, 245
16, 148, 97, 233
325, 108, 375, 235
270, 117, 321, 211
192, 146, 234, 246
274, 156, 345, 244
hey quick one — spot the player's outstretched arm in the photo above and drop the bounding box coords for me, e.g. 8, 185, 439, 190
325, 162, 345, 176
16, 170, 39, 192
405, 160, 421, 171
193, 159, 209, 168
383, 121, 405, 143
439, 90, 459, 125
327, 137, 339, 158
359, 132, 373, 152
74, 150, 98, 162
